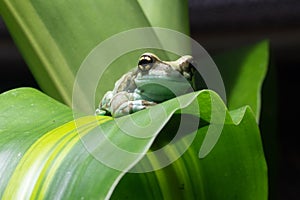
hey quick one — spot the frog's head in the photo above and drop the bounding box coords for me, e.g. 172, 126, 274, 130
135, 53, 195, 102
137, 53, 194, 79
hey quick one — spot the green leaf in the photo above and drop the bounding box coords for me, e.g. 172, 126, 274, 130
0, 88, 110, 199
112, 100, 268, 199
0, 0, 189, 105
214, 41, 269, 121
0, 88, 156, 199
0, 87, 267, 199
138, 0, 190, 35
0, 0, 269, 198
0, 0, 268, 120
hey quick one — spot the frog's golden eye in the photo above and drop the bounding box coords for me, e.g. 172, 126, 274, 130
138, 55, 154, 71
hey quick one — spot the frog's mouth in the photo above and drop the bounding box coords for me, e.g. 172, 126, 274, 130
135, 76, 193, 102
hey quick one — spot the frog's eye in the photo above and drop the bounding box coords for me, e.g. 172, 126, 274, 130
138, 55, 154, 71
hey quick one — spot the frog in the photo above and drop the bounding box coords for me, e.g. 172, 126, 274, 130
96, 53, 195, 117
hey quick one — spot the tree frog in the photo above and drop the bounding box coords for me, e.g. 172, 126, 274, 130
96, 53, 195, 117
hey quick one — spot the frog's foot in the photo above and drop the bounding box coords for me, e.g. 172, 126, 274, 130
113, 99, 156, 117
108, 92, 156, 117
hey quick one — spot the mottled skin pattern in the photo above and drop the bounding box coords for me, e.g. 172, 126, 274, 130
96, 53, 195, 117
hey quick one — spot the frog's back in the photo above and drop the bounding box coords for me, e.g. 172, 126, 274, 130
113, 70, 138, 94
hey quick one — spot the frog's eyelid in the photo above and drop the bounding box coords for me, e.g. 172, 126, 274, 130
139, 55, 152, 62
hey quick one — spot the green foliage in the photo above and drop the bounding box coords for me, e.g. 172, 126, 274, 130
214, 41, 269, 121
0, 87, 267, 199
0, 0, 269, 199
0, 0, 189, 105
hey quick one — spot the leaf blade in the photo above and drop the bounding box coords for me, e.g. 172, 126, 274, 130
0, 0, 153, 104
0, 87, 267, 199
214, 41, 269, 121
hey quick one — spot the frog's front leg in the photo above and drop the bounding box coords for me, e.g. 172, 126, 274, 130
98, 91, 156, 117
111, 91, 156, 117
95, 90, 114, 116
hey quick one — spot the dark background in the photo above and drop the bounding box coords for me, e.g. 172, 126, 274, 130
1, 0, 299, 199
188, 1, 300, 200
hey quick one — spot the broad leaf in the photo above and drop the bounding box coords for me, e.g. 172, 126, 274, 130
0, 88, 267, 199
0, 0, 189, 105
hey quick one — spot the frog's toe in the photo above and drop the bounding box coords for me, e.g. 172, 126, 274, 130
141, 100, 157, 107
131, 100, 156, 111
95, 108, 107, 116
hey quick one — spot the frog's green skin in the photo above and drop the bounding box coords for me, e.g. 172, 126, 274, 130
96, 53, 195, 117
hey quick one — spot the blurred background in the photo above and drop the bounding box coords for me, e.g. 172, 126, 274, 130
1, 0, 299, 199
